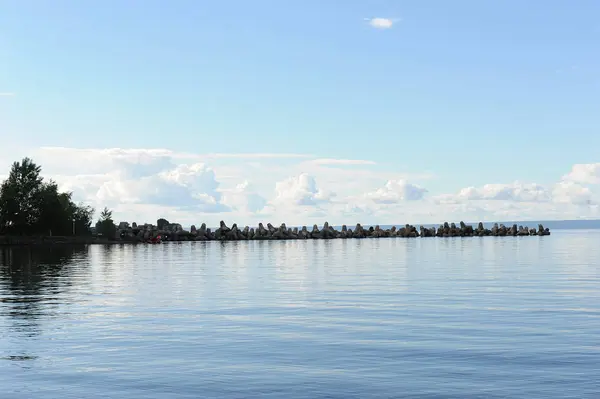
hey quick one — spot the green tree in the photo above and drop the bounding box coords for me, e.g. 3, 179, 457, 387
0, 158, 96, 236
73, 202, 95, 235
0, 158, 45, 234
37, 184, 95, 236
36, 181, 71, 235
95, 207, 117, 238
100, 207, 112, 220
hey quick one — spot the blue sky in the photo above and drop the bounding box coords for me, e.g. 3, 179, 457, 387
1, 1, 599, 225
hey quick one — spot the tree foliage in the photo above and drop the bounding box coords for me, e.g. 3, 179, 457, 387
0, 157, 95, 236
95, 207, 117, 237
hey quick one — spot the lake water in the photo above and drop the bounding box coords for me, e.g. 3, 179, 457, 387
1, 231, 599, 398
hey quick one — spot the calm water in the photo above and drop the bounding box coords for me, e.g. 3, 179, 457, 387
1, 231, 599, 398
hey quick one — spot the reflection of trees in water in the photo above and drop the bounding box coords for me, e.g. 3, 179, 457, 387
0, 245, 89, 337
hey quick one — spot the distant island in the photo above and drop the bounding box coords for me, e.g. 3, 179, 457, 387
0, 157, 597, 246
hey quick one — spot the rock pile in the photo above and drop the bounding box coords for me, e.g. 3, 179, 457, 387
115, 220, 551, 242
164, 221, 551, 241
419, 222, 551, 237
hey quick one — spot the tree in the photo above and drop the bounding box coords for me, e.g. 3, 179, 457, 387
73, 203, 94, 235
100, 207, 112, 220
0, 158, 96, 236
0, 158, 45, 234
36, 181, 71, 235
36, 183, 95, 236
95, 207, 116, 238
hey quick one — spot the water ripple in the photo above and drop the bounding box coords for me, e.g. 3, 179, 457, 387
1, 232, 599, 398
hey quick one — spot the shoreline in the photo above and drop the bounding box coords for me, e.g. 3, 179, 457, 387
0, 221, 551, 246
0, 236, 117, 246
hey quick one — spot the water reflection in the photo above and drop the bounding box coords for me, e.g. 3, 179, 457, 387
1, 235, 600, 397
0, 245, 88, 337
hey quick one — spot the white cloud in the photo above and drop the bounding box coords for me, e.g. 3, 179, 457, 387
159, 163, 219, 194
33, 147, 180, 176
0, 146, 598, 226
366, 17, 396, 29
552, 181, 593, 205
562, 163, 600, 185
271, 173, 334, 207
452, 182, 551, 202
221, 181, 267, 214
429, 178, 598, 223
365, 179, 428, 203
436, 180, 594, 206
97, 162, 228, 212
0, 92, 15, 97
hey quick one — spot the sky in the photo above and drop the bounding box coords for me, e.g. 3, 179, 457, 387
1, 0, 599, 226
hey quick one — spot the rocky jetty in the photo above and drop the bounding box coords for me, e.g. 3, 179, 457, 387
418, 222, 550, 237
114, 220, 551, 242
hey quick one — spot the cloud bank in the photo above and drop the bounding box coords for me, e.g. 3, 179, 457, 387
1, 147, 598, 226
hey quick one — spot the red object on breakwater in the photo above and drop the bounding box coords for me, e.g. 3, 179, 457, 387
148, 235, 162, 244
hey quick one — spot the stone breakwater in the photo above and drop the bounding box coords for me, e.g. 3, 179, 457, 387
125, 221, 551, 242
